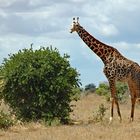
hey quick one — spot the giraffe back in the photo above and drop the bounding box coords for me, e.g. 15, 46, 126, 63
103, 49, 140, 82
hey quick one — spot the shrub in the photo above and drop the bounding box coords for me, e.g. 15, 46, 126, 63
96, 82, 128, 102
71, 87, 81, 101
96, 82, 110, 96
116, 82, 128, 103
0, 110, 14, 129
93, 104, 108, 122
0, 47, 80, 124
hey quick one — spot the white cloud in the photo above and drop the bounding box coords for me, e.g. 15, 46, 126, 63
112, 42, 140, 51
0, 0, 140, 85
112, 42, 130, 50
29, 0, 42, 6
80, 42, 101, 62
97, 24, 119, 37
0, 0, 17, 8
0, 9, 8, 17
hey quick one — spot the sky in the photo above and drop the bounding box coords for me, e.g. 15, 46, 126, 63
0, 0, 140, 87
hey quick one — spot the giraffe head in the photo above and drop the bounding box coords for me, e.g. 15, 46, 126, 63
70, 17, 80, 33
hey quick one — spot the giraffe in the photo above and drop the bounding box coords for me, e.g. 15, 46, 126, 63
70, 17, 140, 123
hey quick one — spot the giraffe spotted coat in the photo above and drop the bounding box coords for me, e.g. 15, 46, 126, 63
70, 17, 140, 122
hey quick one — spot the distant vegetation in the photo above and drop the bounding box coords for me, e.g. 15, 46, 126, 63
85, 82, 128, 103
85, 83, 96, 93
0, 46, 81, 125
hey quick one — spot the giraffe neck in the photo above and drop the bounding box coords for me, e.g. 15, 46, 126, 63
76, 26, 116, 64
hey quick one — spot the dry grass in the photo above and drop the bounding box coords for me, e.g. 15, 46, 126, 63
1, 94, 140, 140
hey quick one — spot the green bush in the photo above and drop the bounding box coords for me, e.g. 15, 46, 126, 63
96, 82, 128, 102
96, 82, 110, 96
0, 111, 14, 129
116, 82, 128, 103
71, 87, 81, 101
0, 47, 80, 124
93, 104, 108, 122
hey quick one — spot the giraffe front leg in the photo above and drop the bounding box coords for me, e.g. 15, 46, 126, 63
115, 98, 122, 122
109, 80, 116, 124
109, 80, 122, 123
109, 97, 115, 123
109, 96, 122, 123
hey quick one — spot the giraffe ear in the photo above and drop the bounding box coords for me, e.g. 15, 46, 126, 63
73, 17, 76, 23
77, 17, 79, 22
76, 17, 80, 25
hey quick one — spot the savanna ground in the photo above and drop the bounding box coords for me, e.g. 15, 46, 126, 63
1, 93, 140, 140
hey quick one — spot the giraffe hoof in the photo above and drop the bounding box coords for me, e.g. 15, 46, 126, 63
129, 118, 134, 122
118, 117, 122, 123
109, 117, 113, 124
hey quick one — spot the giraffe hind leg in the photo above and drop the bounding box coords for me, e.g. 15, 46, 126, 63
130, 96, 136, 122
128, 81, 137, 122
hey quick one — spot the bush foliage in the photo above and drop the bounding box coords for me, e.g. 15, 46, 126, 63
93, 104, 108, 122
0, 47, 80, 124
96, 82, 110, 96
96, 82, 128, 102
0, 111, 14, 129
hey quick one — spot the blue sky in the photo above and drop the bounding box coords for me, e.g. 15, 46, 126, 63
0, 0, 140, 87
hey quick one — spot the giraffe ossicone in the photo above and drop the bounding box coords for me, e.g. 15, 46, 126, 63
70, 17, 140, 122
